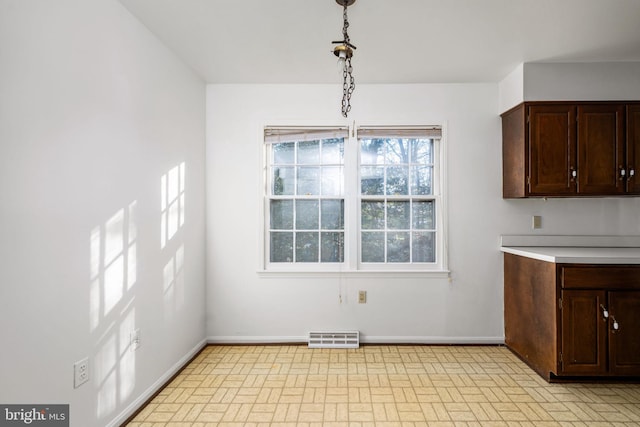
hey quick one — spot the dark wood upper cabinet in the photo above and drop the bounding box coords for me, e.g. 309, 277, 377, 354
577, 104, 625, 194
502, 101, 639, 198
529, 105, 575, 195
627, 105, 640, 194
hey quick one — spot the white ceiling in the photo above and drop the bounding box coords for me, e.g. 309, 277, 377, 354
119, 0, 640, 84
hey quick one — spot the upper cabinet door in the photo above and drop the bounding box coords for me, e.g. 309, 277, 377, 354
577, 104, 625, 195
528, 105, 576, 195
627, 105, 640, 194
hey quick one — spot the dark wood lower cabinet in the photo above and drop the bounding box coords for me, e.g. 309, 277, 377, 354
504, 253, 640, 380
560, 290, 607, 375
609, 291, 640, 375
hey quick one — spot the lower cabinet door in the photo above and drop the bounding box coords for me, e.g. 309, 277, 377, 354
609, 291, 640, 375
560, 290, 608, 375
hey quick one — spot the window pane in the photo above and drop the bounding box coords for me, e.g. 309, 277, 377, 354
361, 232, 384, 262
270, 232, 293, 262
386, 139, 409, 164
322, 166, 343, 196
411, 139, 432, 164
273, 142, 295, 164
272, 167, 294, 195
361, 166, 384, 195
298, 140, 320, 164
361, 201, 385, 230
270, 200, 293, 229
387, 232, 410, 262
386, 166, 408, 195
321, 199, 344, 230
387, 201, 409, 229
412, 231, 435, 262
295, 200, 319, 229
321, 232, 344, 262
297, 167, 319, 195
411, 166, 433, 195
296, 232, 318, 262
322, 138, 344, 164
412, 201, 435, 229
360, 139, 385, 164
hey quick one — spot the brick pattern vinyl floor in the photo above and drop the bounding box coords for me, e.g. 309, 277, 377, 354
126, 345, 640, 427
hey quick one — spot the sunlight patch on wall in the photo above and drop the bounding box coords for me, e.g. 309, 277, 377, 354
91, 204, 137, 323
161, 162, 185, 249
96, 327, 117, 418
118, 303, 136, 401
163, 244, 185, 319
90, 202, 138, 421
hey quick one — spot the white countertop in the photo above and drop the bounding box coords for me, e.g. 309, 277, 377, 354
500, 246, 640, 264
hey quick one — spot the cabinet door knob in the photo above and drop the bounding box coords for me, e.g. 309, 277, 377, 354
630, 168, 636, 178
570, 167, 577, 181
620, 167, 626, 180
611, 315, 620, 331
600, 304, 609, 319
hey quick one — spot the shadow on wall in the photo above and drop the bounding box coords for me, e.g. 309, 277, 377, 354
87, 161, 187, 423
90, 202, 138, 422
161, 162, 186, 319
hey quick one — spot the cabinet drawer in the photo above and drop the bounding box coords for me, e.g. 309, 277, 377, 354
561, 266, 640, 289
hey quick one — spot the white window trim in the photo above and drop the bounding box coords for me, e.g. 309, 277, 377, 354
257, 121, 449, 276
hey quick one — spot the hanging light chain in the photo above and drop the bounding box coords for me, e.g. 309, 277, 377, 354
342, 57, 354, 117
340, 1, 355, 118
342, 2, 350, 45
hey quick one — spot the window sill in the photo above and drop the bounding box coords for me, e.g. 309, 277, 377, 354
257, 270, 451, 279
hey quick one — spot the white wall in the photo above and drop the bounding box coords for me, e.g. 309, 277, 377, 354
206, 83, 640, 345
0, 1, 206, 426
523, 62, 640, 101
206, 83, 503, 343
498, 63, 524, 113
498, 62, 640, 113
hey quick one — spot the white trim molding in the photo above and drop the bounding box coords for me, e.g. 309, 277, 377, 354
107, 339, 207, 427
207, 335, 504, 345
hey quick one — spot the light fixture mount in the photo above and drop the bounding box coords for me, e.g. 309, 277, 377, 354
331, 0, 356, 117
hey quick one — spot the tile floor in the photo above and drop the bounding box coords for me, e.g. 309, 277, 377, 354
126, 345, 640, 427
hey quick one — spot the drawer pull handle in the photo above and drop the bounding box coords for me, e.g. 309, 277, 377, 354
600, 304, 609, 319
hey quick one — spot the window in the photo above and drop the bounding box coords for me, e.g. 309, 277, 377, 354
263, 125, 446, 273
266, 128, 348, 264
359, 130, 437, 265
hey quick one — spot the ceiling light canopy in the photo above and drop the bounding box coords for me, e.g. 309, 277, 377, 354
332, 0, 356, 118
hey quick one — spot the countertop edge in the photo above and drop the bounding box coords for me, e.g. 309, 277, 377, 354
500, 246, 640, 264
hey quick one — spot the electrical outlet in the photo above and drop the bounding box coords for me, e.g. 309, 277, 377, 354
74, 357, 89, 388
130, 328, 141, 351
532, 215, 542, 229
358, 290, 367, 304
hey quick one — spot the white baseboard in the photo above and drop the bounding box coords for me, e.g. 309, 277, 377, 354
107, 338, 207, 427
207, 335, 307, 344
360, 336, 505, 345
207, 335, 505, 345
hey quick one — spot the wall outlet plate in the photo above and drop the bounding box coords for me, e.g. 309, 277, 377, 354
358, 290, 367, 304
130, 328, 141, 351
74, 357, 89, 388
532, 215, 542, 229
